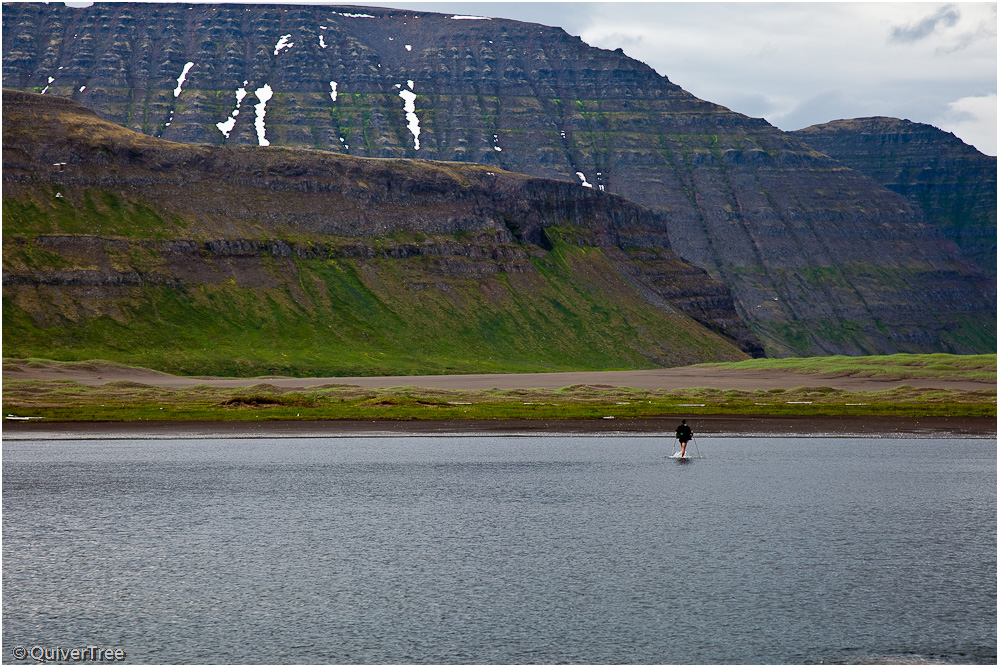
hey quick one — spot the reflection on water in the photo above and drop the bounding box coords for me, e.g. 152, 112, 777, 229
3, 436, 996, 664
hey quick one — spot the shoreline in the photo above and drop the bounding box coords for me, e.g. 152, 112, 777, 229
3, 415, 995, 439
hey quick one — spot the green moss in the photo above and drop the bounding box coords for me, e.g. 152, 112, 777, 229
3, 190, 182, 237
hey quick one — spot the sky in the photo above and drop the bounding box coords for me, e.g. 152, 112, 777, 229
341, 1, 998, 155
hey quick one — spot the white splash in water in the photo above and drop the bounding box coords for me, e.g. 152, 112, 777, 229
173, 62, 194, 97
254, 84, 273, 146
399, 87, 420, 150
329, 81, 338, 102
273, 34, 294, 56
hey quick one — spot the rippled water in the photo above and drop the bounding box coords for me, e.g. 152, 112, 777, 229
3, 435, 995, 664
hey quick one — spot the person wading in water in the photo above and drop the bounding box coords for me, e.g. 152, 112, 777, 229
675, 420, 693, 457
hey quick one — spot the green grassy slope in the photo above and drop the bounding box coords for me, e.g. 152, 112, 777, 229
4, 225, 746, 378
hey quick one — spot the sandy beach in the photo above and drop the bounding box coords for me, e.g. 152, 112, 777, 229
4, 363, 995, 438
5, 362, 994, 393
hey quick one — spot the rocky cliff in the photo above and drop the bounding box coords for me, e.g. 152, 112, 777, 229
2, 2, 995, 356
3, 90, 761, 376
793, 117, 996, 279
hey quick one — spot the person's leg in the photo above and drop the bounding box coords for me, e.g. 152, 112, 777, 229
680, 441, 687, 457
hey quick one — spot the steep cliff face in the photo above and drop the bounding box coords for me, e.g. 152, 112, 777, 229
2, 90, 760, 375
3, 2, 995, 356
793, 117, 997, 279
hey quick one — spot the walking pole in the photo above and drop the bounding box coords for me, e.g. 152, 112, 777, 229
692, 437, 702, 458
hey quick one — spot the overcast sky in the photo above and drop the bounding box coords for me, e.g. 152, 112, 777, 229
341, 1, 997, 155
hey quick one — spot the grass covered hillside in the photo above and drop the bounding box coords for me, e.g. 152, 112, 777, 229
3, 91, 755, 377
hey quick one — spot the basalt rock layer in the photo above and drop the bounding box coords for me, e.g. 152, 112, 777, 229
2, 2, 995, 356
2, 90, 759, 376
793, 117, 997, 279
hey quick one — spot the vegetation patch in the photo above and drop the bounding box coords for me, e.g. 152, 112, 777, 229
698, 353, 996, 382
217, 394, 316, 409
3, 362, 994, 423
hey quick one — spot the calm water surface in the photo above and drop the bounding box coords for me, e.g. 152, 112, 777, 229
3, 435, 995, 664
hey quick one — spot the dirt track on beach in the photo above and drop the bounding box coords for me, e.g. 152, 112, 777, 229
5, 363, 993, 393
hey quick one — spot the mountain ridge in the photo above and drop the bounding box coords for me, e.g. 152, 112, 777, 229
3, 89, 761, 376
792, 116, 997, 279
2, 2, 995, 356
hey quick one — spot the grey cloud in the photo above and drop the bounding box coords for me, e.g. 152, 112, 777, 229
774, 90, 854, 132
937, 20, 998, 54
889, 4, 960, 43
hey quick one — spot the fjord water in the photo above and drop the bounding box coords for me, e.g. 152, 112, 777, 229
3, 435, 995, 664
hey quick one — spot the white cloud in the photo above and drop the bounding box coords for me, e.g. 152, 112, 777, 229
935, 93, 997, 153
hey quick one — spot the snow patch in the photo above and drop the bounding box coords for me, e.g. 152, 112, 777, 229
407, 80, 414, 90
398, 87, 420, 150
451, 15, 490, 20
273, 34, 294, 55
338, 12, 374, 18
254, 84, 273, 146
216, 117, 236, 137
576, 172, 593, 188
173, 61, 194, 97
216, 86, 248, 139
319, 34, 327, 49
405, 44, 412, 51
79, 85, 86, 92
493, 133, 502, 151
329, 81, 338, 103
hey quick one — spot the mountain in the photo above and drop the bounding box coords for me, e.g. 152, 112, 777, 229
2, 89, 760, 376
2, 2, 995, 356
792, 117, 997, 279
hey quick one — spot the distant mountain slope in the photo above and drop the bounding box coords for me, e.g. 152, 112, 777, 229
793, 117, 997, 278
2, 2, 995, 356
2, 90, 760, 376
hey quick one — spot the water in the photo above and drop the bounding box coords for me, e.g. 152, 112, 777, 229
3, 435, 995, 664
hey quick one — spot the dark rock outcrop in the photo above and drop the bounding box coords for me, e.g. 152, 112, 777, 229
793, 117, 997, 278
2, 3, 995, 355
